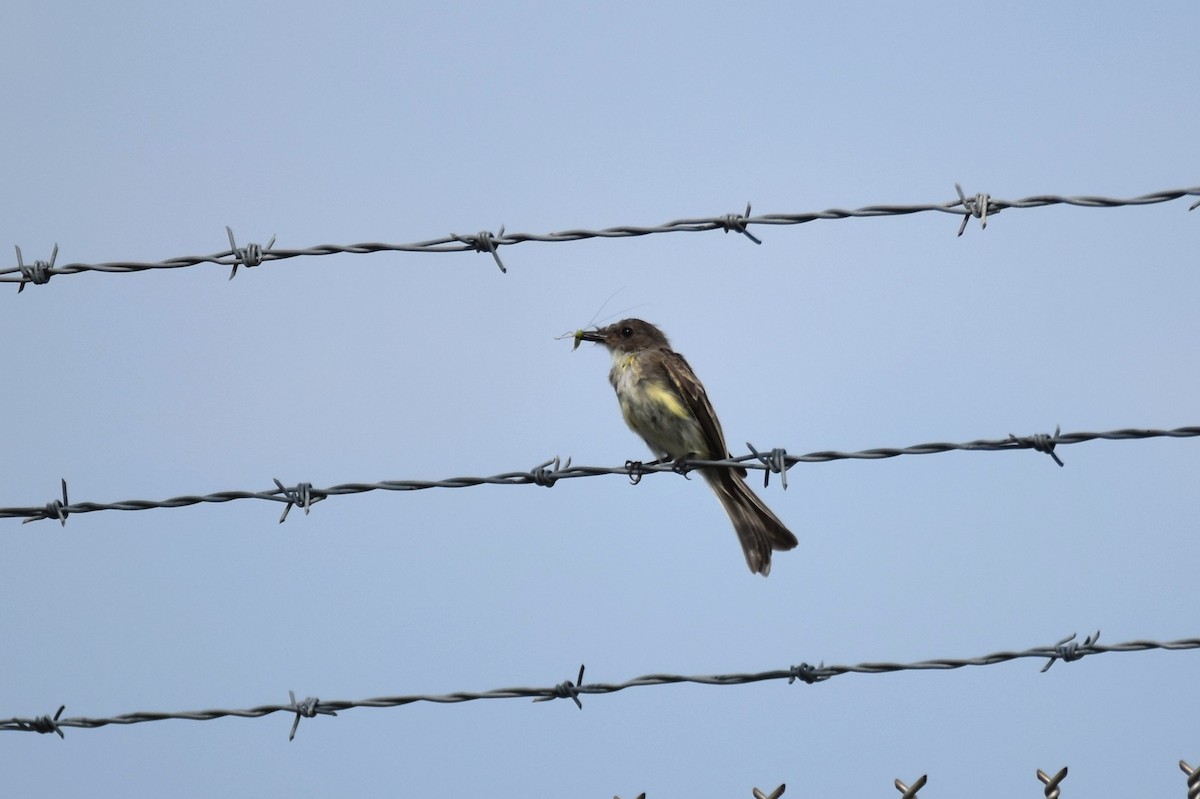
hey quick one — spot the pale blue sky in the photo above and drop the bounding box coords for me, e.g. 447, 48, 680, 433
3, 2, 1198, 796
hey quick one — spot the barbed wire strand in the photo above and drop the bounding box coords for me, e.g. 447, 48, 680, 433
617, 762, 1200, 799
3, 425, 1196, 526
5, 185, 1199, 287
2, 632, 1196, 739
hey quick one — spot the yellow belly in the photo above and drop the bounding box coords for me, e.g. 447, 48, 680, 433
610, 354, 706, 459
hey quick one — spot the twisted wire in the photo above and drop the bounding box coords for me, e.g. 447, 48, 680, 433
2, 632, 1195, 738
3, 425, 1195, 525
4, 184, 1198, 285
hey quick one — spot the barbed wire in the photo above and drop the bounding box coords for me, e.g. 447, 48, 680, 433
614, 764, 1199, 799
2, 631, 1196, 739
5, 184, 1199, 287
3, 425, 1196, 526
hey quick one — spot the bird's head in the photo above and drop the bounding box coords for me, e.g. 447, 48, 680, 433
575, 318, 670, 354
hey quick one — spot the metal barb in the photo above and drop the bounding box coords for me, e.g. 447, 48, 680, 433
895, 775, 928, 799
17, 705, 66, 738
1037, 767, 1068, 799
747, 442, 790, 490
533, 664, 585, 709
1041, 631, 1101, 673
226, 227, 276, 280
531, 456, 570, 487
954, 183, 995, 235
451, 226, 507, 273
274, 478, 319, 523
752, 785, 786, 799
23, 478, 70, 526
788, 662, 829, 684
1009, 424, 1065, 467
286, 690, 336, 741
721, 202, 763, 244
1179, 761, 1200, 799
14, 243, 58, 292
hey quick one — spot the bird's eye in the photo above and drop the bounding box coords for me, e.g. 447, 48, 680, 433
620, 326, 633, 338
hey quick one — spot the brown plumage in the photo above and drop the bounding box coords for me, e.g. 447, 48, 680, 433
578, 319, 797, 575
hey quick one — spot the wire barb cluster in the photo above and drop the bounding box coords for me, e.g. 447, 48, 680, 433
2, 425, 1195, 525
2, 632, 1196, 739
287, 690, 336, 741
1039, 631, 1100, 673
5, 184, 1198, 286
225, 226, 276, 280
1038, 767, 1069, 799
13, 243, 57, 292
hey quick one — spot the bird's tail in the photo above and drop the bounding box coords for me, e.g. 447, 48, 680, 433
703, 469, 798, 576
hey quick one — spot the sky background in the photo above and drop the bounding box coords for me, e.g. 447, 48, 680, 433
2, 2, 1198, 796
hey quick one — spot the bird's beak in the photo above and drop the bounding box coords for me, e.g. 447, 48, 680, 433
572, 328, 607, 350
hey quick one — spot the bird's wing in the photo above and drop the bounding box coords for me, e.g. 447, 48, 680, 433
658, 348, 744, 474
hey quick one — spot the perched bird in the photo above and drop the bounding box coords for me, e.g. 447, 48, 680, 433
576, 319, 797, 575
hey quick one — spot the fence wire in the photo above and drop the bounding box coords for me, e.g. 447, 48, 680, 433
614, 763, 1200, 799
6, 184, 1199, 287
2, 425, 1196, 526
2, 631, 1196, 739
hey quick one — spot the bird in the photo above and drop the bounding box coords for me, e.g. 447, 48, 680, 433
575, 318, 797, 575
